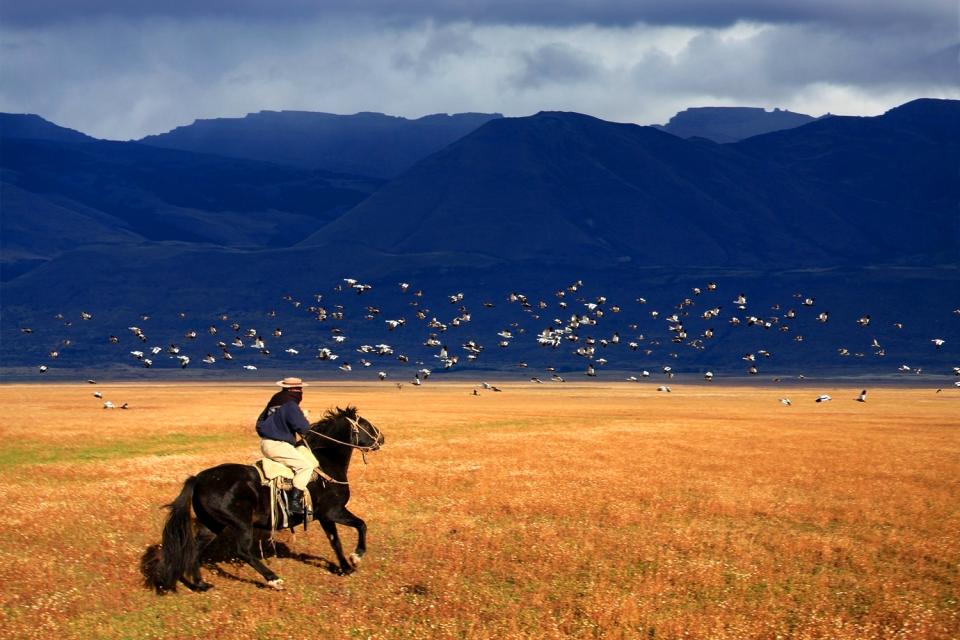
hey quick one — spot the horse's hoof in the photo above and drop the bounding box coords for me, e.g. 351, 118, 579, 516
195, 581, 213, 592
266, 578, 284, 590
348, 553, 362, 568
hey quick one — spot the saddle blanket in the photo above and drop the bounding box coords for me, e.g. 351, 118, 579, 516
254, 458, 295, 487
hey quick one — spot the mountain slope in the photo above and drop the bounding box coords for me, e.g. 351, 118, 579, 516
0, 113, 95, 143
1, 138, 381, 246
304, 106, 952, 268
139, 111, 503, 178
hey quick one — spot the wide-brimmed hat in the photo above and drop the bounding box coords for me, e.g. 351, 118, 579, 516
276, 377, 308, 388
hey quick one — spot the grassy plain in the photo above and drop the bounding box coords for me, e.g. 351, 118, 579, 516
0, 382, 957, 639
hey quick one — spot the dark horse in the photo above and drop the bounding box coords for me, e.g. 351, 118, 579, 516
141, 406, 384, 592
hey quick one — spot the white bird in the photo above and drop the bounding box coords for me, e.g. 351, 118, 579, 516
39, 365, 48, 373
931, 338, 945, 349
815, 395, 832, 403
93, 392, 103, 398
103, 401, 115, 409
242, 365, 257, 371
780, 398, 792, 406
856, 389, 867, 402
285, 348, 299, 355
657, 385, 672, 392
378, 371, 388, 380
703, 371, 714, 381
202, 354, 216, 364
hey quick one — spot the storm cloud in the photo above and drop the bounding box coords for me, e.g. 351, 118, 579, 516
3, 1, 953, 30
0, 1, 955, 139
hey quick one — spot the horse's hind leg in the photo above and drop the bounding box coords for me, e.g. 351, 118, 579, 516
185, 524, 218, 591
231, 525, 283, 587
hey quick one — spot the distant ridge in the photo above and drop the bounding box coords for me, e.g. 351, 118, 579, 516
653, 106, 818, 143
138, 110, 503, 178
303, 99, 958, 268
0, 113, 95, 143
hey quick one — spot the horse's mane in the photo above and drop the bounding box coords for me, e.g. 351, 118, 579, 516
314, 405, 358, 427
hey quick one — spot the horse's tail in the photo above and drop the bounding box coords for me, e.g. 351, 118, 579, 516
141, 475, 198, 593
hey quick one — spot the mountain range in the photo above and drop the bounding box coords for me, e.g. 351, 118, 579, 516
1, 100, 957, 377
138, 111, 503, 179
653, 106, 818, 143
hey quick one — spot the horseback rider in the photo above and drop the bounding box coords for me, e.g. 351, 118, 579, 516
256, 377, 319, 516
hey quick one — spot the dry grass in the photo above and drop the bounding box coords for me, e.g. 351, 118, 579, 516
0, 382, 957, 639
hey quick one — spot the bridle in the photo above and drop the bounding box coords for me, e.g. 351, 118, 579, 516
308, 414, 382, 463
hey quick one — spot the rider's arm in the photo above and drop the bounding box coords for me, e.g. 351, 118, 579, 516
282, 401, 312, 435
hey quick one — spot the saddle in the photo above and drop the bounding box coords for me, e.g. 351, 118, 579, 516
254, 458, 295, 491
253, 459, 312, 533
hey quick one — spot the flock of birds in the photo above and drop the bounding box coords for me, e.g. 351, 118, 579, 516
17, 276, 960, 407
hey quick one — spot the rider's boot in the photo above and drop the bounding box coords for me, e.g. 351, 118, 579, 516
287, 487, 305, 515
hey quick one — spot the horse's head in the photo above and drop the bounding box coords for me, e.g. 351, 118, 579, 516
309, 406, 384, 451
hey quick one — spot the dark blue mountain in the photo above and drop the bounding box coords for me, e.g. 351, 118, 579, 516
303, 100, 958, 268
0, 113, 95, 143
2, 100, 957, 378
139, 111, 502, 178
653, 106, 818, 143
1, 134, 382, 280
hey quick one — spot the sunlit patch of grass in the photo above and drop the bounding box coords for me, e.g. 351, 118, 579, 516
0, 433, 234, 469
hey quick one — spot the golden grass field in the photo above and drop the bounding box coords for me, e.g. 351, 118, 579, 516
0, 381, 957, 639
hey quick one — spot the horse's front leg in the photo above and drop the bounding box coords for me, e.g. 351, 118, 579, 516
318, 519, 353, 574
328, 506, 367, 569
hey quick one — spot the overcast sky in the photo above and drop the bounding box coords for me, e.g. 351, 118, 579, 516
1, 1, 956, 139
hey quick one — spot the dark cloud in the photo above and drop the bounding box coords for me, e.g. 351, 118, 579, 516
511, 43, 602, 89
1, 0, 954, 30
0, 6, 955, 139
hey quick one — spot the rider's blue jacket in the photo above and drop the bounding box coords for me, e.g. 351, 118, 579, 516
256, 400, 311, 445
